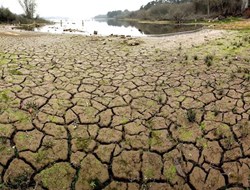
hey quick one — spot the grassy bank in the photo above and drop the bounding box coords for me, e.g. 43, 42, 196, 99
120, 17, 250, 31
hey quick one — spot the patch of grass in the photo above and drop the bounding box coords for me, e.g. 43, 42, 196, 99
164, 165, 176, 183
187, 109, 196, 123
204, 55, 214, 67
25, 101, 39, 113
205, 81, 212, 88
0, 136, 8, 144
9, 69, 23, 75
196, 137, 208, 149
35, 149, 47, 163
178, 127, 193, 141
243, 68, 250, 74
244, 74, 250, 81
48, 115, 61, 123
16, 133, 29, 141
14, 24, 36, 31
144, 168, 155, 180
145, 119, 153, 130
14, 110, 31, 123
232, 107, 237, 114
213, 108, 219, 116
121, 117, 129, 125
222, 135, 235, 149
230, 73, 236, 79
0, 183, 8, 189
178, 43, 182, 51
0, 90, 10, 103
217, 42, 223, 46
0, 142, 13, 155
119, 159, 128, 166
149, 131, 163, 146
218, 89, 224, 96
193, 55, 198, 60
200, 122, 206, 131
84, 106, 96, 116
229, 173, 244, 183
155, 57, 164, 62
237, 67, 242, 73
157, 94, 164, 104
89, 178, 102, 190
155, 48, 161, 53
0, 59, 9, 65
239, 122, 249, 138
7, 173, 30, 189
75, 137, 91, 151
43, 140, 54, 150
36, 163, 74, 190
214, 125, 231, 138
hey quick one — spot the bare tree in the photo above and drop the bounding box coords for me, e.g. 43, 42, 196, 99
242, 0, 249, 11
168, 2, 194, 23
18, 0, 36, 19
207, 0, 210, 15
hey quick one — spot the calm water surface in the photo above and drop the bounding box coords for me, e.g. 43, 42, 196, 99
35, 19, 202, 36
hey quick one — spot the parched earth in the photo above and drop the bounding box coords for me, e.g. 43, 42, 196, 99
0, 28, 249, 190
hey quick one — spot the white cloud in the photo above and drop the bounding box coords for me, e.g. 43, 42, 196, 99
0, 0, 151, 18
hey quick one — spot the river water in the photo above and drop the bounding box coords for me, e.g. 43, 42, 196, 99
34, 19, 202, 37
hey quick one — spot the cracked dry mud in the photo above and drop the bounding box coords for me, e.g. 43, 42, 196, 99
0, 29, 249, 190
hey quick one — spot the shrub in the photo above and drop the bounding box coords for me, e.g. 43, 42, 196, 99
204, 55, 214, 67
187, 109, 196, 122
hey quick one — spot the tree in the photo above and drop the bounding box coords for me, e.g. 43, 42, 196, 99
0, 6, 16, 23
168, 2, 194, 22
242, 0, 249, 11
18, 0, 36, 19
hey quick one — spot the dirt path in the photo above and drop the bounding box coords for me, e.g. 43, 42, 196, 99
0, 28, 249, 190
142, 29, 228, 49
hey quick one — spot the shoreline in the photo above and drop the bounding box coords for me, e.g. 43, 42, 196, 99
0, 24, 228, 47
0, 24, 231, 56
0, 25, 230, 54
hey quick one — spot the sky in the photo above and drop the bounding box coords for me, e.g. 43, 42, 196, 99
0, 0, 152, 18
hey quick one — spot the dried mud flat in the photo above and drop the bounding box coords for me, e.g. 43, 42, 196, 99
0, 28, 249, 190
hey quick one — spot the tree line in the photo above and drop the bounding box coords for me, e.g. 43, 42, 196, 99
107, 0, 250, 22
0, 0, 47, 24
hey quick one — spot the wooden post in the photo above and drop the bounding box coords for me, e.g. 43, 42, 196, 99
207, 0, 210, 16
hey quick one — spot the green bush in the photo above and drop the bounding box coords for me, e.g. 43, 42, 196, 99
187, 109, 196, 123
0, 6, 49, 24
0, 7, 17, 23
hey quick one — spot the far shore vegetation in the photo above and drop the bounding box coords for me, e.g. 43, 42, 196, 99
96, 0, 250, 24
0, 0, 50, 30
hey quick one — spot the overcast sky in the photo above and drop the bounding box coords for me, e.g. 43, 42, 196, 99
0, 0, 151, 18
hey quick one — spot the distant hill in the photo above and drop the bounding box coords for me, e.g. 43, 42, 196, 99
94, 14, 107, 19
44, 16, 69, 20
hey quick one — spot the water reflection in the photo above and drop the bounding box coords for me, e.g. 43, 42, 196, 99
105, 19, 202, 35
35, 19, 144, 36
33, 19, 202, 36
